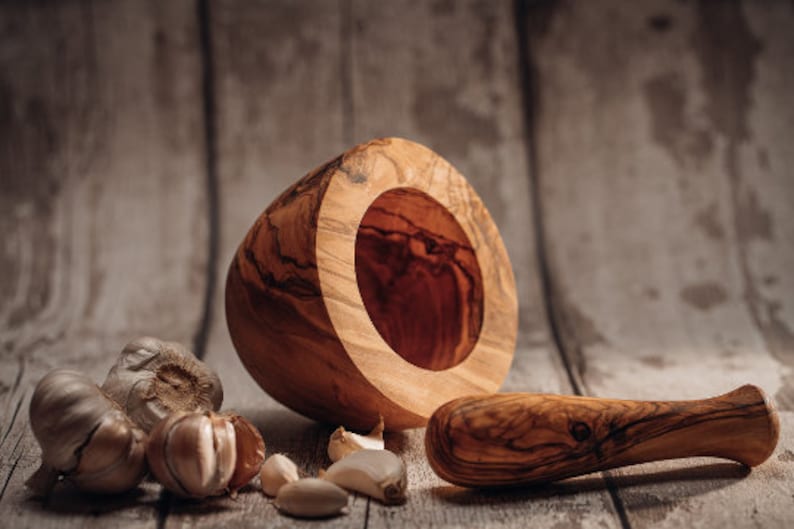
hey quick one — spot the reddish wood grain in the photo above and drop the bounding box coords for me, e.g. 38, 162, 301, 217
356, 188, 484, 371
426, 385, 779, 487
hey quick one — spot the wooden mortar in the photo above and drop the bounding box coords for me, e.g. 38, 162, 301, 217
225, 138, 517, 430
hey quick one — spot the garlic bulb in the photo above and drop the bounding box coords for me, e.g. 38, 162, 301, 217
102, 337, 223, 432
275, 478, 348, 518
260, 453, 300, 496
28, 369, 147, 494
146, 410, 265, 498
327, 416, 385, 462
323, 449, 407, 505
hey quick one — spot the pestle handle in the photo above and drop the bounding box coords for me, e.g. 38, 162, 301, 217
425, 385, 780, 487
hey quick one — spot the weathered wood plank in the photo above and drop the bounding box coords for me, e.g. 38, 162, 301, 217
349, 1, 619, 527
162, 1, 366, 527
526, 0, 794, 527
0, 0, 208, 526
738, 0, 794, 414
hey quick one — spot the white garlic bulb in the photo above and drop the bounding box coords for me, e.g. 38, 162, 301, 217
327, 416, 385, 462
323, 449, 407, 505
28, 369, 147, 494
275, 478, 348, 518
101, 337, 223, 432
146, 410, 265, 498
260, 453, 300, 496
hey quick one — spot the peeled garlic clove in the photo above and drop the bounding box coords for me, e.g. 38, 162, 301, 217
147, 411, 236, 498
323, 449, 407, 505
260, 453, 299, 497
28, 369, 147, 494
275, 478, 348, 518
102, 337, 223, 432
227, 413, 266, 492
328, 416, 385, 462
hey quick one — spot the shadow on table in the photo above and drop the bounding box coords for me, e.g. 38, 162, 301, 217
25, 481, 156, 516
27, 477, 264, 517
432, 462, 750, 506
165, 483, 262, 516
241, 406, 332, 473
241, 406, 412, 458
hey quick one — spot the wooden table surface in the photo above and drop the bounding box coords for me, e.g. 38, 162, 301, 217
1, 1, 792, 527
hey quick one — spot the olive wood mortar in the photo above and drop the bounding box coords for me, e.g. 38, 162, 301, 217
425, 384, 780, 487
226, 138, 517, 430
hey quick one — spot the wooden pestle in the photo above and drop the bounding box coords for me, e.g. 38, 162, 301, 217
425, 385, 780, 487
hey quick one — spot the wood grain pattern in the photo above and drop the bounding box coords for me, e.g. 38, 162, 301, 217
525, 0, 794, 526
0, 0, 208, 527
426, 385, 779, 487
226, 137, 517, 430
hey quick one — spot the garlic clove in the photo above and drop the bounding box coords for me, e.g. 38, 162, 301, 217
212, 415, 238, 490
28, 369, 148, 494
171, 413, 236, 496
260, 453, 299, 497
72, 413, 148, 494
327, 416, 385, 462
275, 478, 348, 518
145, 412, 190, 495
146, 410, 264, 498
323, 449, 408, 505
227, 413, 266, 492
30, 369, 117, 471
147, 411, 236, 498
74, 409, 135, 474
102, 337, 223, 432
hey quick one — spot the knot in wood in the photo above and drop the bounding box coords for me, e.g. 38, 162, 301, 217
570, 421, 592, 442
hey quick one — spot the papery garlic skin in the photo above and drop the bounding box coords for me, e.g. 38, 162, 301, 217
275, 478, 348, 518
146, 410, 265, 498
327, 416, 385, 462
28, 369, 147, 494
228, 413, 266, 492
324, 449, 407, 505
260, 453, 299, 496
102, 337, 223, 432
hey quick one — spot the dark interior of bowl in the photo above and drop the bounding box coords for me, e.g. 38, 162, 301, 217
354, 188, 484, 371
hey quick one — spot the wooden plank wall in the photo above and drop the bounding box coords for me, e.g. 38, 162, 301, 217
1, 1, 792, 528
523, 1, 794, 527
0, 1, 207, 526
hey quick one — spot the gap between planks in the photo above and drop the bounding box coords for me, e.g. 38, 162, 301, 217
192, 0, 221, 363
154, 0, 221, 527
513, 1, 633, 528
